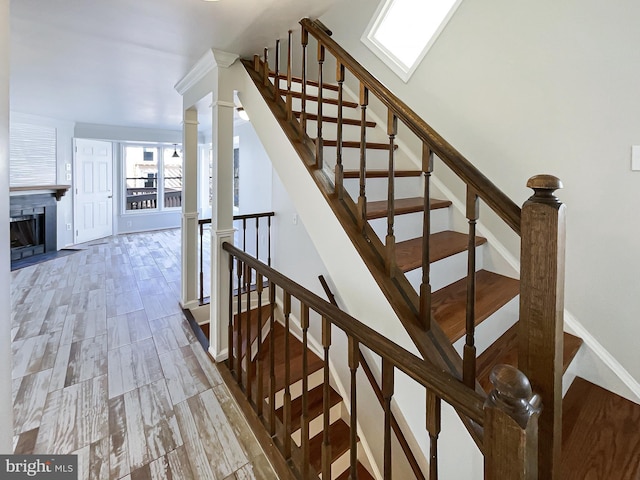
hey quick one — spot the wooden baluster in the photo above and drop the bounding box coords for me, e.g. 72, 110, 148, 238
255, 217, 259, 261
245, 264, 253, 402
335, 62, 345, 199
426, 390, 441, 480
199, 221, 204, 305
242, 218, 247, 253
316, 42, 325, 169
269, 284, 277, 436
301, 26, 308, 133
274, 39, 280, 101
382, 358, 394, 480
421, 144, 434, 330
256, 273, 264, 417
227, 254, 235, 374
301, 303, 310, 479
348, 336, 359, 480
386, 111, 398, 274
321, 316, 332, 479
358, 84, 369, 231
464, 187, 479, 388
484, 364, 541, 480
267, 215, 272, 267
286, 30, 293, 121
253, 54, 260, 73
263, 47, 269, 87
236, 258, 243, 384
283, 292, 292, 459
519, 175, 565, 480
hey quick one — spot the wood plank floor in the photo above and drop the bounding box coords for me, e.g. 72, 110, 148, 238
10, 229, 277, 480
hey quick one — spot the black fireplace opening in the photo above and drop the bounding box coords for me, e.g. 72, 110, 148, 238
10, 194, 57, 264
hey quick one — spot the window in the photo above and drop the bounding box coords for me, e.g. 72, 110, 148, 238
362, 0, 463, 82
123, 144, 182, 212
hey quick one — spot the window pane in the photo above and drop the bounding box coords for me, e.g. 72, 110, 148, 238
163, 146, 182, 209
125, 146, 158, 211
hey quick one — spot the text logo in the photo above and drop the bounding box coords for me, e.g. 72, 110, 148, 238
0, 455, 77, 479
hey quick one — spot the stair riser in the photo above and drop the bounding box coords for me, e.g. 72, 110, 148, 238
271, 369, 324, 409
232, 286, 272, 315
321, 146, 417, 172
302, 119, 377, 141
323, 444, 364, 480
291, 402, 343, 447
369, 209, 450, 243
343, 176, 423, 203
287, 97, 358, 118
405, 244, 486, 293
452, 296, 519, 357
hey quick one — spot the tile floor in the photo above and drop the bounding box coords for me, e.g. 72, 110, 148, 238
10, 229, 277, 479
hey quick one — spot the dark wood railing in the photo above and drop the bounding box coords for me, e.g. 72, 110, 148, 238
198, 211, 274, 305
222, 243, 540, 479
245, 18, 566, 478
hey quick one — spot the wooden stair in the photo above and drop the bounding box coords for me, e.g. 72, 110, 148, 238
366, 197, 451, 219
251, 316, 375, 479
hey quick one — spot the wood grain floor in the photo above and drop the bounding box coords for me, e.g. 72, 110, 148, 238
10, 229, 276, 480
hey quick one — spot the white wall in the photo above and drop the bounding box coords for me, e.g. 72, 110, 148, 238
0, 0, 14, 454
235, 121, 273, 215
321, 0, 640, 383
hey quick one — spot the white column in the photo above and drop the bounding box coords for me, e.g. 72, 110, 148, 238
181, 108, 200, 309
0, 0, 13, 453
209, 67, 237, 360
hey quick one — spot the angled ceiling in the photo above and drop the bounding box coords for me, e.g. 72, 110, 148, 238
10, 0, 342, 131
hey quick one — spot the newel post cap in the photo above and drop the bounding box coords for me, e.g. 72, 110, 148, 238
526, 174, 563, 204
485, 364, 542, 429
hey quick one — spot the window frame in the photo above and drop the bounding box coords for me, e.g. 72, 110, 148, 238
361, 0, 464, 83
122, 143, 182, 215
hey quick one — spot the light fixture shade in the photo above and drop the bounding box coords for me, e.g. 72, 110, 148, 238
172, 144, 180, 158
237, 107, 249, 121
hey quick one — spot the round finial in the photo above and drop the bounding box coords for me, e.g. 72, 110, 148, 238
489, 364, 533, 401
526, 174, 563, 191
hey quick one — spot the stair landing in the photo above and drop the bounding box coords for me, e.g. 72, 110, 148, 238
562, 377, 640, 479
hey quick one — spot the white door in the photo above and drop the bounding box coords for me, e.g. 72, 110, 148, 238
74, 138, 113, 244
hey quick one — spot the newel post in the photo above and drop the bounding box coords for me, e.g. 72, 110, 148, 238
484, 364, 541, 480
519, 174, 565, 480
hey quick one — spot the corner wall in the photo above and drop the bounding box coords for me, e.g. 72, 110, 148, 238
0, 0, 14, 453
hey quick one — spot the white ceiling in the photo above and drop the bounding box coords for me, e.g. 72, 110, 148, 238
10, 0, 341, 131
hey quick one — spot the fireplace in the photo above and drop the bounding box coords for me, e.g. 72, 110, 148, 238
10, 193, 57, 264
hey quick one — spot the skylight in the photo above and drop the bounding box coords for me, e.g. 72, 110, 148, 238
362, 0, 463, 82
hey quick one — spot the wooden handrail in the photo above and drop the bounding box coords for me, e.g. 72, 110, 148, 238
223, 241, 486, 424
300, 18, 521, 235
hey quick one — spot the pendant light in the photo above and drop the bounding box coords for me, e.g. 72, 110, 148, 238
172, 144, 180, 158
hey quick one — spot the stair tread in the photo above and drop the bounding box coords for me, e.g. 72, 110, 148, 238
476, 323, 583, 392
431, 269, 520, 343
270, 71, 340, 91
233, 304, 272, 359
561, 377, 640, 479
343, 169, 422, 178
366, 197, 452, 219
309, 419, 353, 473
257, 323, 324, 395
275, 383, 342, 432
396, 231, 488, 273
288, 90, 358, 107
322, 140, 397, 150
295, 112, 376, 127
335, 462, 375, 480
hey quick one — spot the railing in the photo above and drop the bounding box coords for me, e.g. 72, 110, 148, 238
222, 243, 540, 479
245, 18, 566, 478
125, 186, 182, 210
198, 211, 274, 305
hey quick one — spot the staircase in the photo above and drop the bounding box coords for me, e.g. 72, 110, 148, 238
212, 18, 640, 480
226, 287, 376, 479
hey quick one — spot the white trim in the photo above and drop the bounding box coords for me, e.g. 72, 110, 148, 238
211, 100, 236, 110
361, 0, 465, 83
174, 49, 239, 95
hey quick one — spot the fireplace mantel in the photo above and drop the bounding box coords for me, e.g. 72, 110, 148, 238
9, 185, 71, 201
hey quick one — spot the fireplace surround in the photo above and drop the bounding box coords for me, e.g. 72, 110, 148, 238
9, 193, 58, 263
